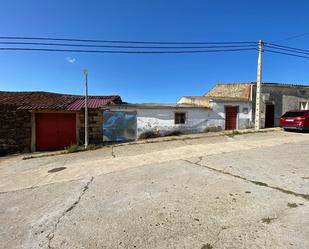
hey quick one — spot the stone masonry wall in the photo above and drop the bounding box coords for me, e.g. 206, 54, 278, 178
78, 109, 103, 145
0, 105, 31, 155
251, 85, 309, 127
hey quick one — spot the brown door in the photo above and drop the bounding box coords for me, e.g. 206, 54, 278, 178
225, 106, 238, 130
265, 104, 275, 128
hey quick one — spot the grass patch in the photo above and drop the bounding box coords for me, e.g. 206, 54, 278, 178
67, 144, 101, 153
201, 244, 213, 249
87, 144, 100, 150
67, 144, 81, 153
287, 203, 298, 208
139, 131, 160, 139
166, 130, 183, 137
204, 126, 222, 133
261, 217, 276, 224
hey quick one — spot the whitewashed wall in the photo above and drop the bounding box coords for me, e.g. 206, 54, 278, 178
136, 108, 216, 136
106, 106, 221, 137
208, 101, 253, 129
106, 102, 253, 140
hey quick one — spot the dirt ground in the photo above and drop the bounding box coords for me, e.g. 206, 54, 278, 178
0, 130, 308, 249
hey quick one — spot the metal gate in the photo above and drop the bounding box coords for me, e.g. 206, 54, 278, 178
103, 111, 137, 142
36, 113, 76, 151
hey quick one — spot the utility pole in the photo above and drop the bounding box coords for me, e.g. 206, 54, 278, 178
255, 40, 263, 130
84, 69, 88, 148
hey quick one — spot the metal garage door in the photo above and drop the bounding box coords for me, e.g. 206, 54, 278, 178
36, 113, 76, 151
103, 111, 137, 142
225, 106, 238, 130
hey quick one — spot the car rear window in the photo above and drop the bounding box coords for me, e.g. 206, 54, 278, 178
282, 111, 305, 118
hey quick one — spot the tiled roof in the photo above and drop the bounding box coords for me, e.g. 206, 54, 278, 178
0, 91, 122, 110
258, 82, 309, 88
204, 83, 251, 101
66, 96, 122, 111
202, 82, 309, 102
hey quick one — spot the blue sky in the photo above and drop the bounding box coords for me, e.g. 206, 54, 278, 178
0, 0, 309, 103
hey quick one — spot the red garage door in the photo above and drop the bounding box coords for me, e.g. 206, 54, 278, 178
36, 113, 76, 151
225, 106, 238, 130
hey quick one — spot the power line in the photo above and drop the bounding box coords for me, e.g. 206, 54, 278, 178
0, 41, 258, 49
0, 47, 257, 54
0, 36, 258, 45
272, 32, 309, 43
265, 43, 309, 54
264, 45, 309, 56
264, 49, 309, 59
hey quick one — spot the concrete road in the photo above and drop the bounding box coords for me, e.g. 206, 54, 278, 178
0, 130, 308, 249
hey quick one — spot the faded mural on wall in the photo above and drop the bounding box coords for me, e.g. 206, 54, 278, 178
103, 111, 137, 142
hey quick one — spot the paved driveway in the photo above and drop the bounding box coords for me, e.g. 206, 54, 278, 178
0, 130, 308, 249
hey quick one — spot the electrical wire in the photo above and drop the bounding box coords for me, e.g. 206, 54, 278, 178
265, 43, 309, 54
264, 49, 309, 59
0, 41, 257, 49
0, 47, 257, 54
0, 36, 258, 45
272, 32, 309, 43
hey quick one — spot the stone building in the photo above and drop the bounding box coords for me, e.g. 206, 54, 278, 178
178, 82, 309, 130
0, 91, 122, 154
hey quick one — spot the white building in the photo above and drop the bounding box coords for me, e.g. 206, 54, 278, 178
178, 82, 309, 130
103, 103, 215, 142
102, 82, 309, 142
178, 83, 253, 130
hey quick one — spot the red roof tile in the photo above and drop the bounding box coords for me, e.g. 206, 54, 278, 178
66, 96, 122, 111
0, 91, 122, 110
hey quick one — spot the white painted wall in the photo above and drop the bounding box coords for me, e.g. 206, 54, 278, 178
136, 108, 215, 136
208, 101, 253, 129
106, 106, 219, 137
106, 101, 253, 141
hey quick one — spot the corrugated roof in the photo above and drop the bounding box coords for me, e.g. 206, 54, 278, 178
66, 96, 122, 111
0, 91, 122, 111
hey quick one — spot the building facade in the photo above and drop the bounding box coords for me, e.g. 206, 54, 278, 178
102, 104, 213, 142
178, 82, 309, 130
0, 91, 122, 154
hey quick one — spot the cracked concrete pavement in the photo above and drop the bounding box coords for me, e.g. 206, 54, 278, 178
0, 130, 309, 248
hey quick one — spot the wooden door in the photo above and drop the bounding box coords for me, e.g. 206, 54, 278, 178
225, 106, 238, 130
265, 104, 275, 128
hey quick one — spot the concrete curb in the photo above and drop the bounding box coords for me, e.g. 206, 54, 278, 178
21, 127, 281, 160
111, 127, 281, 147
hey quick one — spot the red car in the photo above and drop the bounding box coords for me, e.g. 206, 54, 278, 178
280, 110, 309, 131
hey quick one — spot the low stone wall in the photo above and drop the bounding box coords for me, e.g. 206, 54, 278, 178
0, 105, 31, 155
78, 109, 103, 145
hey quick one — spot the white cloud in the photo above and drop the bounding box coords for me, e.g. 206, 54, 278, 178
66, 57, 76, 63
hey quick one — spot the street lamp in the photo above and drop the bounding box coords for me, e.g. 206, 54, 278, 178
84, 69, 88, 149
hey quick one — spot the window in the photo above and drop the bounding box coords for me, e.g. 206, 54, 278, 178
283, 111, 305, 118
299, 102, 308, 110
175, 112, 186, 124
